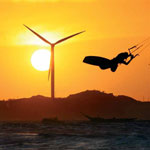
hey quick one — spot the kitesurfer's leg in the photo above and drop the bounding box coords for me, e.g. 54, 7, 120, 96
110, 64, 118, 72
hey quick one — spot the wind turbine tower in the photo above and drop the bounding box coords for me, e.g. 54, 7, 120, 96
24, 25, 85, 100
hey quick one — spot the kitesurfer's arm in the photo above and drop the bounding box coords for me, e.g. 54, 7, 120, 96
122, 54, 138, 65
122, 58, 133, 65
122, 54, 139, 65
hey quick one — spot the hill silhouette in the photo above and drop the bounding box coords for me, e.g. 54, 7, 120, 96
0, 90, 150, 121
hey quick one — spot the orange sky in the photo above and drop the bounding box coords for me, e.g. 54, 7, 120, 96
0, 0, 150, 100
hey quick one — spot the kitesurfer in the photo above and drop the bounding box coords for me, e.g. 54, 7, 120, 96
83, 52, 138, 72
83, 38, 149, 72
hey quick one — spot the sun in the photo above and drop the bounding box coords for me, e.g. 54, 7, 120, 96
31, 49, 51, 71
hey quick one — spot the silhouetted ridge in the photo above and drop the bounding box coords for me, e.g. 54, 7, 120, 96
68, 90, 137, 103
0, 90, 149, 121
117, 95, 138, 103
67, 90, 106, 99
30, 95, 50, 100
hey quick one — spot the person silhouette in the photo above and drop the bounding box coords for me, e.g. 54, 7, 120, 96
83, 52, 138, 72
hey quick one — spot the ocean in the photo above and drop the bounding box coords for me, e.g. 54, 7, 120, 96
0, 121, 150, 150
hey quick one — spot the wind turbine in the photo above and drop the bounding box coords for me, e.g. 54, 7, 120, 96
24, 25, 85, 100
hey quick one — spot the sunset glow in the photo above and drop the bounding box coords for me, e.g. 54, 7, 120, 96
16, 31, 62, 46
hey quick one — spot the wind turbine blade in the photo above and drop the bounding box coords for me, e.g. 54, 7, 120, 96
55, 31, 85, 45
23, 24, 52, 46
48, 67, 51, 80
48, 52, 52, 80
